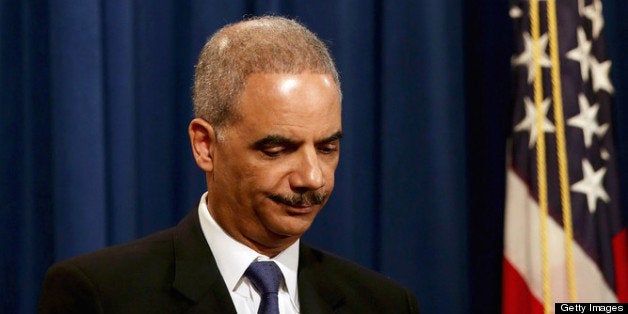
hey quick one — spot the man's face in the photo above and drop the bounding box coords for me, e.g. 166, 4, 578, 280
207, 72, 341, 254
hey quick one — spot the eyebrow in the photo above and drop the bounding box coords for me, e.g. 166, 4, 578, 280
251, 131, 343, 149
319, 131, 343, 144
251, 135, 297, 149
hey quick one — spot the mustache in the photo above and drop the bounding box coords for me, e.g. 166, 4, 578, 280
268, 191, 328, 207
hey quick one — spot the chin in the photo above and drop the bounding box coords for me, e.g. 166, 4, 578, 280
271, 211, 319, 237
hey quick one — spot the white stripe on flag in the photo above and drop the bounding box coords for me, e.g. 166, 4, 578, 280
504, 168, 616, 303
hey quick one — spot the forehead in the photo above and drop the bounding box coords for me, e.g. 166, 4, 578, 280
232, 72, 341, 138
240, 72, 339, 103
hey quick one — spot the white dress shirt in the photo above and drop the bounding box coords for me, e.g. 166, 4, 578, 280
197, 192, 300, 313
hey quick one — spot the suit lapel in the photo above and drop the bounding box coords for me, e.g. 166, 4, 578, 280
171, 210, 237, 313
298, 244, 346, 313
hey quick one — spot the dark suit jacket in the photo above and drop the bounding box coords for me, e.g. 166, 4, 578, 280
38, 210, 420, 313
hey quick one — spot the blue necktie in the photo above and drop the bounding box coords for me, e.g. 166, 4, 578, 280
245, 261, 283, 314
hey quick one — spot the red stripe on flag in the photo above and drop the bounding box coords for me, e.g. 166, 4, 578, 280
502, 258, 544, 314
613, 229, 628, 302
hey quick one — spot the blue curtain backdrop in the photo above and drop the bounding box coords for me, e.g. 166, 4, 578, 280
2, 1, 628, 313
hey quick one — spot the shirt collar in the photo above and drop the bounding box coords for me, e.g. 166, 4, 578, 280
197, 192, 300, 307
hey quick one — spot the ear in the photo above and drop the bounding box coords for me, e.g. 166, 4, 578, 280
188, 118, 217, 172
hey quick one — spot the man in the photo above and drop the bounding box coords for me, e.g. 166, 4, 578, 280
38, 16, 420, 313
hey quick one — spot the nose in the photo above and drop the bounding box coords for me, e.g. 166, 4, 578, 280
289, 147, 325, 191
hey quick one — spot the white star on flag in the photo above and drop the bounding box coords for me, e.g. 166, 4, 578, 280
509, 6, 523, 19
514, 97, 555, 148
571, 159, 609, 213
578, 0, 585, 15
511, 32, 551, 83
582, 0, 604, 39
590, 57, 614, 94
567, 93, 609, 148
601, 148, 610, 161
566, 27, 592, 82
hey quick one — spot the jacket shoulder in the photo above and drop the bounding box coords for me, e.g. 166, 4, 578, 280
59, 226, 176, 276
38, 227, 190, 313
299, 244, 420, 313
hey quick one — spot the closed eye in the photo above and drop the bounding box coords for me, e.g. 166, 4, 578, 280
252, 135, 298, 158
262, 145, 288, 157
317, 141, 339, 154
252, 131, 342, 157
316, 131, 342, 154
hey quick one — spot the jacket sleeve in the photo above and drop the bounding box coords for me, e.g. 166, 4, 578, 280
38, 262, 103, 314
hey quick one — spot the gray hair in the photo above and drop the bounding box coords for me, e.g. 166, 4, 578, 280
192, 16, 341, 128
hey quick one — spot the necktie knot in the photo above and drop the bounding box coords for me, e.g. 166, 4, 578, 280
245, 261, 283, 294
245, 261, 283, 314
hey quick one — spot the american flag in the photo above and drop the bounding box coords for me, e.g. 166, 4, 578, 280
503, 0, 628, 313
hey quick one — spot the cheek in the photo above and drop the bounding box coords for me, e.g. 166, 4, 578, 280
251, 166, 290, 193
214, 154, 259, 197
322, 158, 338, 184
237, 161, 289, 195
324, 171, 335, 192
